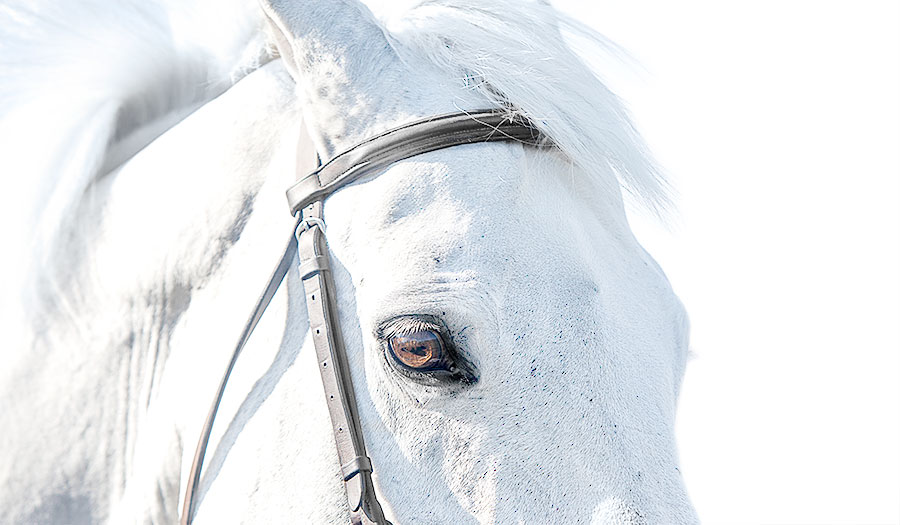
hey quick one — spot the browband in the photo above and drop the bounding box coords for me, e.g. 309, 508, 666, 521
286, 110, 543, 215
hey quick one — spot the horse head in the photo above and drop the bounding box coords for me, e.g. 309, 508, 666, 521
193, 0, 695, 522
0, 1, 695, 523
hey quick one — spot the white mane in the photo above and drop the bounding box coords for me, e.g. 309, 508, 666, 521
376, 0, 670, 213
0, 0, 267, 318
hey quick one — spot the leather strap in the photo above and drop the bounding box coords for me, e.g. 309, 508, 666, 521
296, 201, 390, 525
286, 110, 543, 215
180, 221, 300, 525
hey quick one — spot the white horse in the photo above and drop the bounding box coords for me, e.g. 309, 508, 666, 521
0, 0, 695, 523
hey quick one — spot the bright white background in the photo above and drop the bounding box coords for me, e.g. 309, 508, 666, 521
552, 1, 900, 523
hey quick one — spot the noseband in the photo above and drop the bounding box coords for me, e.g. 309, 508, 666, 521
181, 110, 542, 524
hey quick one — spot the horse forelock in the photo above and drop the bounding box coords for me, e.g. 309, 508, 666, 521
373, 0, 672, 217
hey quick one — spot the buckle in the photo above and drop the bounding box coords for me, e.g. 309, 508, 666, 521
297, 216, 326, 233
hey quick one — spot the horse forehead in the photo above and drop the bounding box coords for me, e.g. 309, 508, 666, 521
323, 143, 536, 259
319, 145, 617, 338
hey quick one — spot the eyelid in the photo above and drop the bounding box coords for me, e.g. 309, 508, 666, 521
378, 315, 446, 340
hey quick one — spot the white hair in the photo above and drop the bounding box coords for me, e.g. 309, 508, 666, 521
0, 0, 267, 284
0, 0, 269, 323
378, 0, 670, 214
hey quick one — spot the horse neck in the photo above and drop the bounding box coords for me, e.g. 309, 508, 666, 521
0, 61, 305, 523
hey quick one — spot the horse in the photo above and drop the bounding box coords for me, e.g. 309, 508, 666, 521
0, 0, 696, 522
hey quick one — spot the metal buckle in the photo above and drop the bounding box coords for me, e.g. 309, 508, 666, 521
296, 216, 326, 234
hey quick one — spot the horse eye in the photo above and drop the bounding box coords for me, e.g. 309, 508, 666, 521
388, 330, 445, 370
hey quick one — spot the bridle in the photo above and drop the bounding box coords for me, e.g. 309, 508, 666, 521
180, 110, 543, 525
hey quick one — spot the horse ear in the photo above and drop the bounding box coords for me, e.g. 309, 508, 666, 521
258, 0, 387, 82
256, 0, 413, 154
259, 0, 302, 80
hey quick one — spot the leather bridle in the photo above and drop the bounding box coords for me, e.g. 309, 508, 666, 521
180, 110, 543, 525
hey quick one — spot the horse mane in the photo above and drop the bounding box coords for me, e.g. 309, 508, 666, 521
0, 0, 273, 330
0, 0, 268, 300
378, 0, 670, 214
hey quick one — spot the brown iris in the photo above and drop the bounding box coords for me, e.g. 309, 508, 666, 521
388, 330, 444, 369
